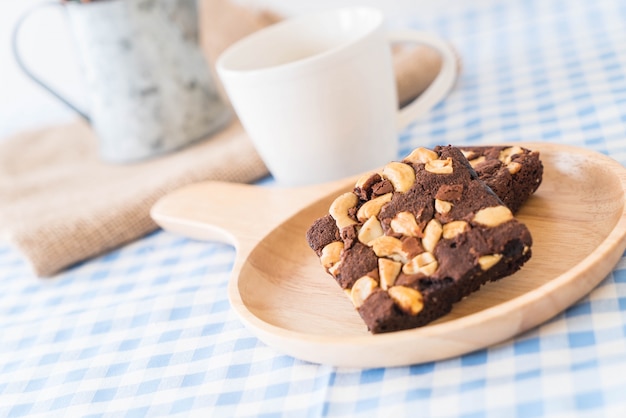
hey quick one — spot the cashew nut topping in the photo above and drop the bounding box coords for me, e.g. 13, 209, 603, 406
507, 161, 522, 174
328, 260, 342, 277
468, 156, 486, 168
320, 241, 344, 268
378, 258, 402, 290
355, 172, 378, 189
388, 286, 424, 315
356, 193, 393, 222
404, 147, 438, 165
478, 254, 503, 271
351, 275, 378, 308
382, 162, 415, 193
435, 199, 453, 214
369, 235, 408, 263
425, 157, 453, 174
498, 146, 523, 165
421, 218, 443, 253
402, 251, 438, 276
358, 216, 384, 245
329, 192, 358, 229
442, 220, 469, 239
461, 150, 477, 160
390, 211, 421, 237
473, 205, 513, 228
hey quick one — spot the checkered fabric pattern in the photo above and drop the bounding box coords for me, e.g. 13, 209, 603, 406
3, 0, 626, 416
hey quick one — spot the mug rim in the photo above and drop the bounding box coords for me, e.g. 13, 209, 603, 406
216, 6, 384, 79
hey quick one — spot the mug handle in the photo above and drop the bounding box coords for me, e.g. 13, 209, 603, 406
388, 30, 459, 130
11, 1, 90, 122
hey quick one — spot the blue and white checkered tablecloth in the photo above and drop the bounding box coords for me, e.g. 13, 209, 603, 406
3, 0, 626, 416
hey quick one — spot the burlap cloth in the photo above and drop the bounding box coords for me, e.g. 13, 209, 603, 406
0, 0, 452, 277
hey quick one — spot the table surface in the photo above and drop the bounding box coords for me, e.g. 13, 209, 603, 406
3, 0, 626, 416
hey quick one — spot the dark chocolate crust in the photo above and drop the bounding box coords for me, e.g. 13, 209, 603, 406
306, 145, 538, 334
306, 215, 340, 256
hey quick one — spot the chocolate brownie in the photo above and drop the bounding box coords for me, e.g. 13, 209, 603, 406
306, 146, 535, 334
454, 145, 543, 213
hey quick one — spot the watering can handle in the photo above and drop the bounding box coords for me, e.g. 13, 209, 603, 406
11, 1, 90, 122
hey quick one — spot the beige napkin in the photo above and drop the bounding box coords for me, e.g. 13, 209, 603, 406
0, 1, 452, 277
0, 121, 267, 276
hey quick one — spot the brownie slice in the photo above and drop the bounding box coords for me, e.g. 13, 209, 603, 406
307, 145, 542, 258
454, 145, 543, 213
306, 145, 534, 334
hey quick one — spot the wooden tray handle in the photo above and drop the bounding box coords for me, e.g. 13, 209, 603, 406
150, 178, 356, 251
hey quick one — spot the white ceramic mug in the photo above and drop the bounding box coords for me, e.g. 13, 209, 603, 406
216, 7, 458, 186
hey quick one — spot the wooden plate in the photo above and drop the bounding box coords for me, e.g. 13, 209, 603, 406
151, 142, 626, 368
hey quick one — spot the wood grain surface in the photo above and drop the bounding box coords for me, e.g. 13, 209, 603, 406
151, 142, 626, 367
